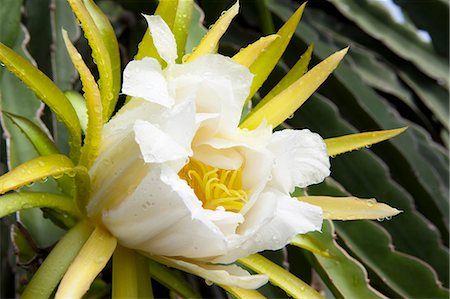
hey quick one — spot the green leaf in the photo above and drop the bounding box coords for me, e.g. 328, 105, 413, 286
298, 221, 385, 299
393, 0, 449, 57
51, 0, 81, 154
330, 0, 448, 83
398, 66, 449, 130
239, 254, 322, 299
0, 42, 81, 162
83, 0, 121, 120
0, 0, 52, 168
21, 222, 93, 299
0, 192, 80, 219
147, 259, 201, 299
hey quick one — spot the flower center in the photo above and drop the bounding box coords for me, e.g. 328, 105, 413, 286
178, 159, 249, 212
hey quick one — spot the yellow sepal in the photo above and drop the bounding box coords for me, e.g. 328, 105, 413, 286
55, 226, 117, 299
0, 155, 79, 194
245, 3, 306, 103
241, 48, 348, 130
239, 254, 322, 299
325, 127, 407, 157
221, 285, 267, 299
298, 196, 401, 220
290, 234, 331, 257
232, 35, 279, 67
183, 1, 239, 62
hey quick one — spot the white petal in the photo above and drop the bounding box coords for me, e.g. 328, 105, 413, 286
103, 165, 228, 258
156, 99, 196, 154
214, 191, 323, 263
167, 54, 253, 132
204, 209, 244, 235
134, 120, 189, 163
268, 129, 330, 193
100, 99, 166, 152
143, 15, 177, 64
150, 256, 268, 289
122, 57, 174, 107
193, 144, 243, 170
87, 134, 144, 218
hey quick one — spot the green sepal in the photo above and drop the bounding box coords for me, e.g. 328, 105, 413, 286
83, 0, 121, 120
0, 192, 80, 219
0, 42, 81, 162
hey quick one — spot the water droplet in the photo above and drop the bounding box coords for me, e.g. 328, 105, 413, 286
0, 63, 5, 67
22, 203, 32, 209
376, 217, 384, 222
385, 216, 392, 220
366, 199, 375, 207
53, 173, 64, 179
287, 114, 294, 119
365, 145, 371, 149
94, 256, 106, 264
220, 10, 226, 16
41, 177, 48, 183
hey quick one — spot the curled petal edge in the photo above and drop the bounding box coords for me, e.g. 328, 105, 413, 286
146, 255, 269, 290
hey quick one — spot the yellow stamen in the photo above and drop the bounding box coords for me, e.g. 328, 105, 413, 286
178, 159, 249, 212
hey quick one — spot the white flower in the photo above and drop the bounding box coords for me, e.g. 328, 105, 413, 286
86, 15, 330, 289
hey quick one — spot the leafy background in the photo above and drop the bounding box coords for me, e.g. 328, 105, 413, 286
0, 0, 448, 298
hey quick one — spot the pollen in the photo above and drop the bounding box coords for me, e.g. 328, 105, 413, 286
178, 159, 249, 212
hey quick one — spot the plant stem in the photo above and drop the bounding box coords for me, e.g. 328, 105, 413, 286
112, 245, 139, 298
21, 221, 93, 299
